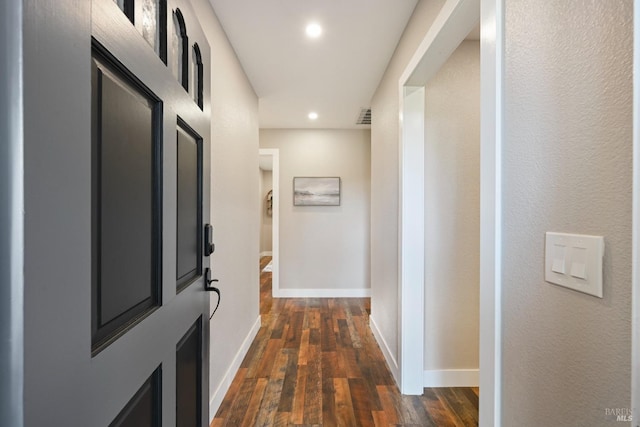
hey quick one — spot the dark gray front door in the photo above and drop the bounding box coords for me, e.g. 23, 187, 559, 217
91, 1, 212, 425
21, 0, 211, 424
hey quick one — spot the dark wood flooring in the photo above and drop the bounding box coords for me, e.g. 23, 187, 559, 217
210, 257, 479, 426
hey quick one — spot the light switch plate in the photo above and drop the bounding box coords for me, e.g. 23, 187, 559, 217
544, 232, 604, 298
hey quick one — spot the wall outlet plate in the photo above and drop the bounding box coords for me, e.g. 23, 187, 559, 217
544, 232, 604, 298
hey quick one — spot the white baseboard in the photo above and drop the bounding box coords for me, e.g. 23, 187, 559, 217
209, 315, 261, 421
259, 251, 272, 257
274, 288, 371, 298
369, 315, 400, 384
423, 369, 479, 387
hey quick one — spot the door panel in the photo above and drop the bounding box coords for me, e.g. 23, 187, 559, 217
176, 318, 202, 427
109, 367, 162, 427
91, 45, 163, 350
176, 122, 202, 290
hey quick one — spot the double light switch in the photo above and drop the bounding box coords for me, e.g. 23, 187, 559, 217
544, 232, 604, 298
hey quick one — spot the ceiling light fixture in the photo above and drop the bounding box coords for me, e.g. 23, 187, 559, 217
305, 23, 322, 38
308, 112, 318, 120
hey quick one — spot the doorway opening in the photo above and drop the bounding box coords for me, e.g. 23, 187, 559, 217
397, 0, 502, 425
258, 149, 279, 314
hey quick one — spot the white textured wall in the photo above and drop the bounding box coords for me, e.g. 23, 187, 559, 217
502, 1, 632, 425
370, 0, 446, 367
191, 0, 260, 416
260, 129, 371, 294
424, 40, 479, 371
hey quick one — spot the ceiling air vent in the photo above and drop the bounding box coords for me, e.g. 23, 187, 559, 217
356, 108, 372, 125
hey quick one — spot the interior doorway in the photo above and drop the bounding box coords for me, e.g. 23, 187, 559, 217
397, 0, 501, 425
258, 149, 280, 311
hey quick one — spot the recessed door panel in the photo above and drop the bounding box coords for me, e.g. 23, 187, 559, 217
91, 43, 162, 350
176, 318, 202, 427
176, 121, 202, 290
109, 367, 161, 427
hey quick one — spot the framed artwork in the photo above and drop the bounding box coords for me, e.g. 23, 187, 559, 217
293, 177, 340, 206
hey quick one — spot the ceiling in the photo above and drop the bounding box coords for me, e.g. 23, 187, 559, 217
208, 0, 420, 129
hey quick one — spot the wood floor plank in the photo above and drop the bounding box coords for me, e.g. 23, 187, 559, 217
309, 327, 321, 346
447, 387, 479, 425
298, 328, 310, 366
422, 388, 459, 427
409, 393, 437, 427
274, 411, 289, 427
375, 385, 399, 425
334, 377, 357, 427
270, 311, 287, 339
321, 313, 337, 351
285, 311, 304, 349
213, 367, 247, 420
397, 394, 425, 425
277, 350, 299, 413
308, 308, 321, 329
460, 386, 480, 412
344, 348, 363, 379
371, 410, 390, 427
322, 377, 338, 427
337, 318, 353, 348
304, 345, 322, 425
435, 388, 478, 427
291, 364, 308, 424
211, 258, 479, 427
349, 377, 375, 427
223, 378, 256, 427
321, 351, 344, 379
254, 377, 285, 427
240, 377, 268, 427
255, 338, 282, 378
345, 309, 362, 349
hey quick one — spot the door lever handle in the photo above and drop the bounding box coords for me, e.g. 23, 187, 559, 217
205, 268, 221, 316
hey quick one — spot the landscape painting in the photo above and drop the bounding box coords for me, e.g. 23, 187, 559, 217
293, 177, 340, 206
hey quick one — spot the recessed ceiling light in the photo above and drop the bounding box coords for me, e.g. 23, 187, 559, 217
305, 23, 322, 38
308, 112, 318, 120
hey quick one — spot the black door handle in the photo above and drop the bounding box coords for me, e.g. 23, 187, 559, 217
205, 268, 221, 316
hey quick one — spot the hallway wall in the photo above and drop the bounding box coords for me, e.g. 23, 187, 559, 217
369, 0, 446, 375
260, 129, 371, 296
423, 40, 480, 379
191, 0, 261, 417
501, 1, 632, 425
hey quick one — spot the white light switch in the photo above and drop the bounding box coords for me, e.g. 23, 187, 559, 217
551, 244, 566, 274
551, 258, 565, 274
570, 262, 586, 279
544, 232, 604, 298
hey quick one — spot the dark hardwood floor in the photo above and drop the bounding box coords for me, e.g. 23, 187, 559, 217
211, 256, 479, 426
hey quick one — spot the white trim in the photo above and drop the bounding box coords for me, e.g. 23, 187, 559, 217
369, 315, 400, 382
423, 369, 479, 387
632, 0, 640, 422
401, 0, 480, 86
479, 0, 503, 425
274, 288, 371, 298
259, 149, 280, 298
398, 86, 426, 395
259, 251, 272, 257
208, 315, 261, 420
